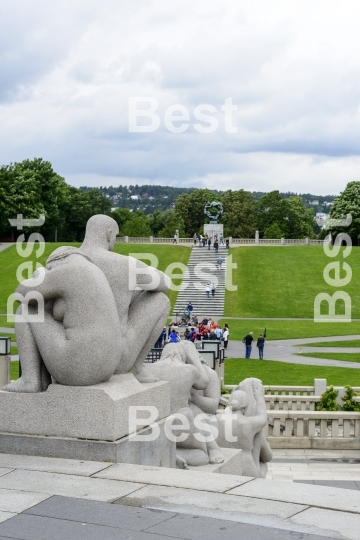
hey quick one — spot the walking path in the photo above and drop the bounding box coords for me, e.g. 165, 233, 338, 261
0, 243, 14, 253
226, 335, 360, 368
0, 452, 356, 539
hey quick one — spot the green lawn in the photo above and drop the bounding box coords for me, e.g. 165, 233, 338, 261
301, 339, 360, 348
225, 246, 360, 318
217, 319, 360, 341
10, 361, 19, 380
224, 358, 360, 386
297, 352, 360, 363
0, 243, 191, 326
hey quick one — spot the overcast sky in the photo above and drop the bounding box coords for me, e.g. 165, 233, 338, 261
1, 0, 360, 194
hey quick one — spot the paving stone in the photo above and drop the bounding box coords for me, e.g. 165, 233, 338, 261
0, 454, 112, 476
0, 489, 50, 513
25, 495, 177, 530
115, 485, 307, 527
0, 514, 173, 540
145, 512, 335, 540
0, 470, 12, 478
285, 507, 360, 540
94, 463, 253, 492
0, 511, 16, 525
227, 478, 360, 513
0, 470, 145, 502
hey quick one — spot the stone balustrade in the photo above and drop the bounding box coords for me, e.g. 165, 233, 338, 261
116, 237, 326, 245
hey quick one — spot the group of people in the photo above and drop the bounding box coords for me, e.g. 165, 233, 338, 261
193, 233, 230, 251
154, 318, 230, 349
242, 332, 265, 359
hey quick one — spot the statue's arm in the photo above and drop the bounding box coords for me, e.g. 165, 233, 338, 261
185, 352, 209, 390
16, 267, 63, 300
191, 369, 220, 414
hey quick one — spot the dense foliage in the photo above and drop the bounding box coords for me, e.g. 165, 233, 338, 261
0, 157, 342, 241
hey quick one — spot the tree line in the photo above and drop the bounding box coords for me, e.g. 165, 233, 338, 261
0, 158, 358, 242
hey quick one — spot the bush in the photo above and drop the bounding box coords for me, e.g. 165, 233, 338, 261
316, 386, 340, 411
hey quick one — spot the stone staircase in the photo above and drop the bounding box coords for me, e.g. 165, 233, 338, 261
173, 245, 228, 317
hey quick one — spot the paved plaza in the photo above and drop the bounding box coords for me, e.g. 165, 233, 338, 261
0, 452, 357, 539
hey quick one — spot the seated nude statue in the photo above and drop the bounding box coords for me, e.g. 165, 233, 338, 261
3, 247, 122, 392
216, 378, 272, 478
80, 215, 171, 382
144, 341, 211, 468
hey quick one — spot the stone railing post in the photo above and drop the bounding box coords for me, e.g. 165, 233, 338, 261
255, 230, 259, 244
149, 236, 153, 243
314, 378, 327, 396
305, 238, 309, 245
281, 237, 285, 245
124, 236, 129, 243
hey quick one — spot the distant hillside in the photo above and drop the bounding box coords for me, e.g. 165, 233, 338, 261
79, 184, 336, 215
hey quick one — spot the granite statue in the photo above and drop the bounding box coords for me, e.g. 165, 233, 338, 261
80, 215, 170, 383
3, 247, 122, 392
216, 378, 272, 478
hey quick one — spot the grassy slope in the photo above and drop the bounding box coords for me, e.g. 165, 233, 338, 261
217, 319, 360, 341
0, 243, 191, 327
225, 246, 360, 318
224, 358, 360, 386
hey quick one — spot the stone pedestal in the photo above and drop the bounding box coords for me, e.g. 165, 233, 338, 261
0, 374, 175, 464
188, 448, 242, 475
203, 224, 223, 239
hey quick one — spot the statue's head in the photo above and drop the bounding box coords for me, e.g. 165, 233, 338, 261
228, 390, 250, 413
83, 215, 119, 251
161, 343, 186, 364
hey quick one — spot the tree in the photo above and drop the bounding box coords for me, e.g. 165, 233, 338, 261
122, 211, 151, 237
111, 208, 132, 232
158, 209, 185, 238
329, 181, 360, 244
221, 190, 256, 238
263, 223, 283, 239
256, 191, 287, 237
87, 189, 112, 215
175, 189, 218, 236
284, 197, 315, 239
257, 191, 315, 239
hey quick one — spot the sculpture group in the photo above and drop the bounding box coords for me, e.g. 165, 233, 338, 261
2, 214, 272, 477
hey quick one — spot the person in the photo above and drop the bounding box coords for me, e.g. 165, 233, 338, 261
202, 330, 209, 340
213, 240, 219, 253
211, 283, 216, 297
216, 256, 223, 270
80, 215, 170, 383
173, 233, 177, 244
3, 247, 123, 392
202, 236, 206, 247
256, 333, 265, 359
209, 329, 217, 340
187, 302, 193, 317
205, 282, 210, 298
222, 327, 229, 349
169, 329, 179, 343
189, 327, 197, 342
219, 234, 224, 245
184, 327, 191, 340
225, 238, 229, 249
207, 237, 212, 250
193, 233, 197, 246
192, 314, 198, 325
243, 332, 254, 359
215, 325, 222, 341
199, 234, 203, 246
